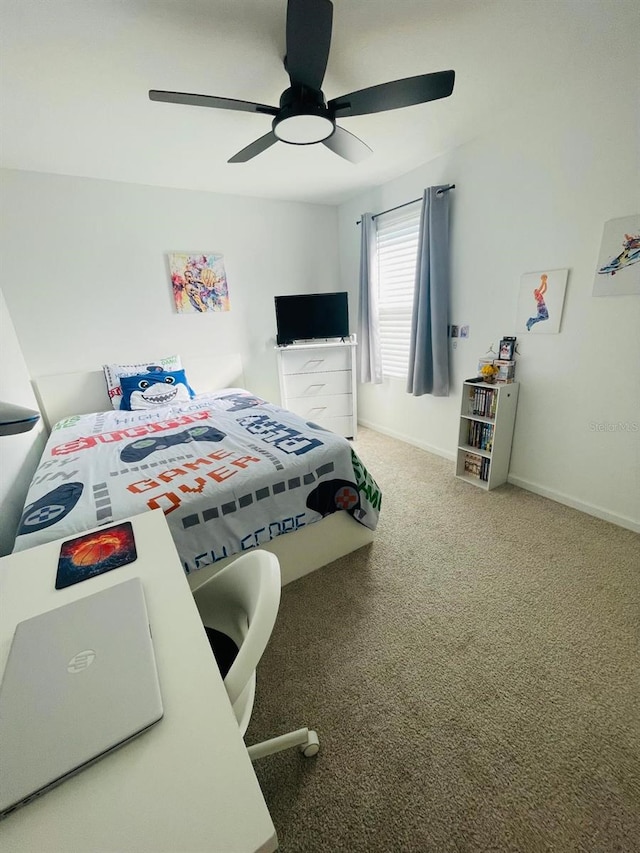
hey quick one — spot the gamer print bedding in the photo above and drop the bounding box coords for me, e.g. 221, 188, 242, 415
12, 389, 382, 575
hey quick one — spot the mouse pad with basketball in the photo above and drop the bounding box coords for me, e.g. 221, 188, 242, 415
55, 521, 137, 589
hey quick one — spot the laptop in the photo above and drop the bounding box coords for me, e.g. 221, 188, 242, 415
0, 578, 164, 819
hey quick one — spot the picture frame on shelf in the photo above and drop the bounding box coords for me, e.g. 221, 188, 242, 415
498, 337, 516, 359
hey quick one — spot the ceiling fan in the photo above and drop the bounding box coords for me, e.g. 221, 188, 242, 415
149, 0, 455, 164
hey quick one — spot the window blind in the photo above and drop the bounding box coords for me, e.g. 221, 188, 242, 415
376, 202, 421, 379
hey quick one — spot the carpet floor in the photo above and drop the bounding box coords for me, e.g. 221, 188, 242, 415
247, 427, 640, 853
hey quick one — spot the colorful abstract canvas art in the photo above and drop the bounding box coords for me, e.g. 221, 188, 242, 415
592, 215, 640, 297
168, 252, 230, 313
516, 269, 568, 335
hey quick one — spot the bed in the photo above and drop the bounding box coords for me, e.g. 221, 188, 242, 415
16, 357, 380, 589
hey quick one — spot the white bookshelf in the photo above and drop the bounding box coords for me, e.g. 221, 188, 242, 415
455, 381, 519, 490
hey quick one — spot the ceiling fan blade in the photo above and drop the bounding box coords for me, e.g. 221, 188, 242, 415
328, 70, 455, 118
227, 131, 279, 163
285, 0, 333, 89
149, 90, 278, 116
322, 125, 372, 163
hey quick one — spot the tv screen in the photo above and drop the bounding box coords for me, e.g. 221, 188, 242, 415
274, 292, 350, 345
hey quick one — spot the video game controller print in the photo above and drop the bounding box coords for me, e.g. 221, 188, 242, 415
16, 481, 84, 535
120, 424, 226, 463
306, 478, 361, 518
215, 392, 264, 412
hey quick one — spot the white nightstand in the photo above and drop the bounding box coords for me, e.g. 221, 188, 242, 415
0, 509, 278, 853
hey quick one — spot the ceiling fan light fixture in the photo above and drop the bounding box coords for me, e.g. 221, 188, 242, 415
273, 113, 334, 144
149, 0, 456, 163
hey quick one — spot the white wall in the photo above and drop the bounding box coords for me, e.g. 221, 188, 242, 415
0, 169, 340, 408
0, 288, 48, 554
338, 5, 640, 531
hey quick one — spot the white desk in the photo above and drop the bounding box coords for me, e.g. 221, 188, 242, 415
0, 510, 278, 853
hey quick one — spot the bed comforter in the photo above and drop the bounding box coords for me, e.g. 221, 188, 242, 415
13, 389, 381, 575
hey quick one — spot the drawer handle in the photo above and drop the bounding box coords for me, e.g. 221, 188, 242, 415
303, 359, 324, 370
304, 383, 326, 395
308, 406, 327, 415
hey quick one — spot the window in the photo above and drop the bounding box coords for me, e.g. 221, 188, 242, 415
376, 203, 421, 379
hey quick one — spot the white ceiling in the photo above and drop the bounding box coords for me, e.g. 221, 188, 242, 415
0, 0, 623, 205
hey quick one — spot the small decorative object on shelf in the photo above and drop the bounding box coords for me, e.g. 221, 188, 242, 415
493, 359, 516, 384
498, 336, 517, 359
479, 337, 518, 384
478, 363, 499, 384
455, 380, 520, 490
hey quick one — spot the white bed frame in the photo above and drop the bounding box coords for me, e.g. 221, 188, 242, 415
31, 356, 374, 587
32, 355, 246, 432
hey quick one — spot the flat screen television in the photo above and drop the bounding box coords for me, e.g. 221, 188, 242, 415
274, 292, 350, 346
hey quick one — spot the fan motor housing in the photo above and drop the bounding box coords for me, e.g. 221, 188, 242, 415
273, 85, 335, 144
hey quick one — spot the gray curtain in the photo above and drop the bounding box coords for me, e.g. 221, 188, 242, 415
406, 186, 451, 397
357, 212, 382, 384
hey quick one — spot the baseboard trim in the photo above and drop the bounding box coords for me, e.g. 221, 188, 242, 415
506, 474, 640, 534
357, 418, 455, 461
357, 419, 639, 534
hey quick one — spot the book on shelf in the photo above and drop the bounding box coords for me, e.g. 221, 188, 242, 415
463, 452, 490, 481
463, 451, 482, 477
467, 420, 494, 451
467, 386, 498, 419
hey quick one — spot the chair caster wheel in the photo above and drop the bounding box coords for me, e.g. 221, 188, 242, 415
300, 730, 320, 757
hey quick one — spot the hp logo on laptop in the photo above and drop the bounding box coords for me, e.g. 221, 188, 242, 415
67, 650, 96, 673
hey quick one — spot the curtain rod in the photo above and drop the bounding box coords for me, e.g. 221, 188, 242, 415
356, 185, 455, 225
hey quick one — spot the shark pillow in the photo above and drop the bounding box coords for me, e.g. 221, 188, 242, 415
119, 368, 195, 411
103, 355, 183, 409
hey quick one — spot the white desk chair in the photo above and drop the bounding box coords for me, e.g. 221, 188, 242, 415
192, 550, 320, 761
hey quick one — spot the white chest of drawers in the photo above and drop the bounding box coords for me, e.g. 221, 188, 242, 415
276, 338, 357, 439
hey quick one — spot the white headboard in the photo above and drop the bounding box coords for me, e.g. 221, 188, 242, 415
33, 354, 245, 431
